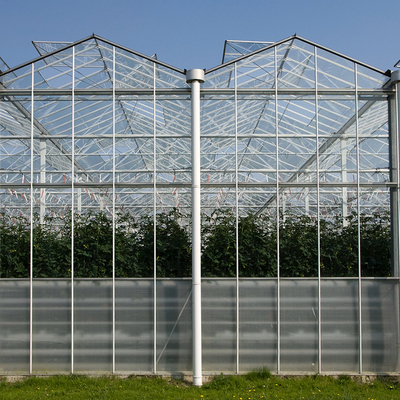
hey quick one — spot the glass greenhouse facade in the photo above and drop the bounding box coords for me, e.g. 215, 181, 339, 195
0, 35, 399, 380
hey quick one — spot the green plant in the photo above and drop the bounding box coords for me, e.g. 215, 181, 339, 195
0, 209, 392, 278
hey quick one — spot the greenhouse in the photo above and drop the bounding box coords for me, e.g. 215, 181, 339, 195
0, 34, 399, 383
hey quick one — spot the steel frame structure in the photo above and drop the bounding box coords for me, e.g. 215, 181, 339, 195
0, 34, 399, 382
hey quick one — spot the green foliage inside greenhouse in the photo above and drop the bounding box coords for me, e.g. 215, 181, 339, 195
0, 209, 391, 278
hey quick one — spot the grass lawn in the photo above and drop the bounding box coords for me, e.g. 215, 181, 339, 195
0, 370, 398, 399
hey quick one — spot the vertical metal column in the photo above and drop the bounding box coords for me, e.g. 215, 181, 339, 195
112, 46, 116, 374
71, 46, 75, 374
29, 62, 34, 375
186, 69, 204, 387
389, 69, 400, 378
153, 63, 157, 375
355, 65, 363, 374
234, 62, 240, 375
341, 137, 348, 226
314, 47, 322, 375
39, 139, 46, 224
274, 46, 281, 374
389, 70, 400, 278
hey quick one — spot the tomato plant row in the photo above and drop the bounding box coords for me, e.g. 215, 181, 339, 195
0, 209, 391, 278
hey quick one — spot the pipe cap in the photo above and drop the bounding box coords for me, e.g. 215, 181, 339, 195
186, 69, 205, 83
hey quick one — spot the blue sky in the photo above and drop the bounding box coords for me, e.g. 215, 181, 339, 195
1, 0, 398, 72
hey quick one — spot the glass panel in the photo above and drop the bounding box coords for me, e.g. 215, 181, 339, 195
357, 65, 390, 89
156, 65, 187, 89
116, 96, 154, 137
0, 191, 31, 278
201, 200, 236, 277
317, 96, 356, 138
74, 99, 113, 178
74, 98, 113, 137
359, 138, 389, 183
33, 188, 72, 278
277, 40, 315, 89
202, 279, 236, 372
317, 48, 355, 89
203, 65, 235, 89
0, 64, 33, 89
320, 188, 357, 278
156, 280, 192, 372
73, 207, 112, 278
74, 40, 112, 89
321, 279, 359, 372
115, 137, 153, 183
115, 279, 153, 372
235, 48, 275, 89
280, 279, 318, 372
237, 95, 276, 136
201, 95, 235, 137
115, 201, 145, 278
0, 97, 32, 194
238, 210, 277, 278
201, 137, 236, 180
156, 137, 191, 181
155, 210, 191, 278
279, 188, 318, 277
73, 279, 112, 372
362, 279, 399, 372
34, 96, 72, 136
156, 98, 191, 137
114, 47, 154, 89
238, 137, 276, 178
239, 279, 277, 372
35, 55, 73, 90
360, 192, 391, 277
223, 41, 272, 63
0, 280, 30, 373
32, 280, 71, 372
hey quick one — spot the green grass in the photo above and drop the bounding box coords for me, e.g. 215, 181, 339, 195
0, 370, 398, 399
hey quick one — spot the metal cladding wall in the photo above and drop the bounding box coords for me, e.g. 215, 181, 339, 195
1, 35, 400, 377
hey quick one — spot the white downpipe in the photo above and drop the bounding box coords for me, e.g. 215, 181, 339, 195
187, 69, 204, 387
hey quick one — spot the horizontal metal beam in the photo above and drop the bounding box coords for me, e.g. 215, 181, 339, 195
0, 88, 393, 97
1, 181, 396, 189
